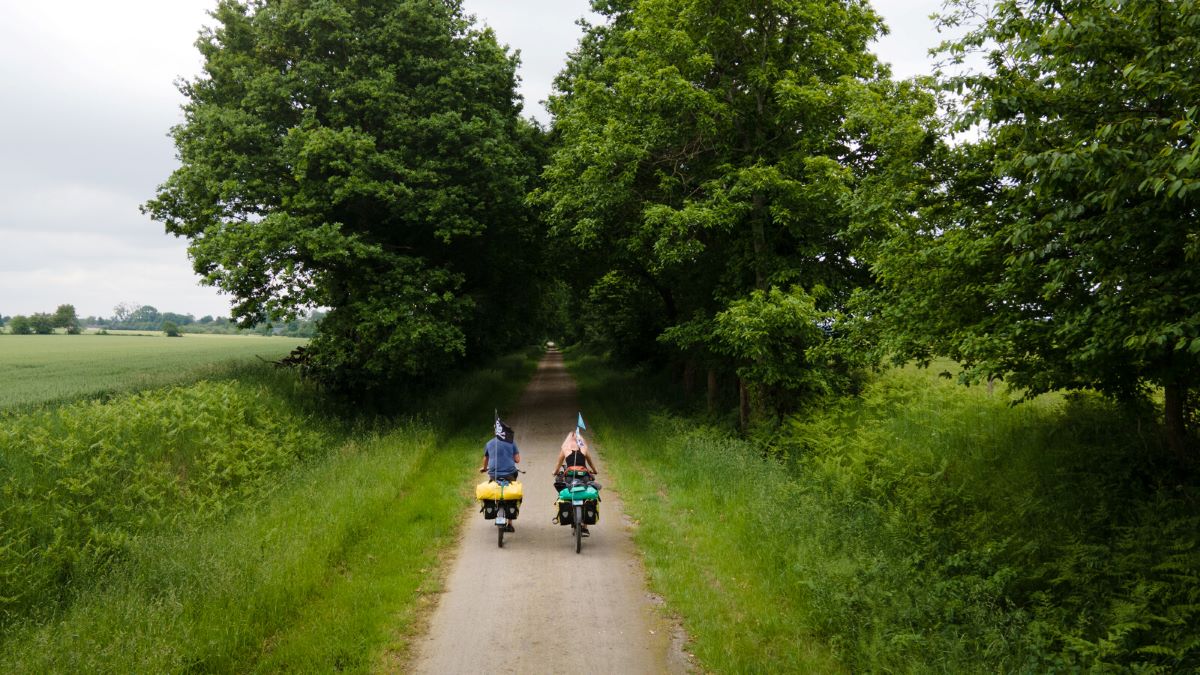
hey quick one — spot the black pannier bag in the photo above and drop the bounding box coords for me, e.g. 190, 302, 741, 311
481, 499, 519, 520
557, 501, 574, 525
583, 501, 598, 524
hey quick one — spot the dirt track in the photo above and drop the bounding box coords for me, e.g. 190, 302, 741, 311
408, 350, 691, 674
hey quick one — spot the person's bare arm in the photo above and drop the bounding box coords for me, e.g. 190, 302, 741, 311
480, 452, 488, 472
551, 450, 565, 476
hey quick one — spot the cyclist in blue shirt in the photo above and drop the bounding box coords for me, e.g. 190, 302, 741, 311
480, 421, 520, 532
479, 422, 521, 481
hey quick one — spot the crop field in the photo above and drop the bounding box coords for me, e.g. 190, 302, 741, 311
0, 333, 305, 409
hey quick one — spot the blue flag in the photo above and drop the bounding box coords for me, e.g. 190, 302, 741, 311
577, 412, 586, 430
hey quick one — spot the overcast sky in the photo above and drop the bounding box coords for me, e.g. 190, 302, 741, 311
0, 0, 948, 320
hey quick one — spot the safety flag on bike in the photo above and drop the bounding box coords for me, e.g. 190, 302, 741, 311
573, 412, 586, 450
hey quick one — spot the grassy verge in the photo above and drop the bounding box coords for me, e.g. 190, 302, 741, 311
568, 355, 843, 673
569, 353, 1199, 673
0, 351, 539, 672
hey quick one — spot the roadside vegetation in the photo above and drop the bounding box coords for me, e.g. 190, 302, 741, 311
4, 0, 1193, 671
0, 351, 538, 672
0, 333, 304, 410
571, 353, 1200, 673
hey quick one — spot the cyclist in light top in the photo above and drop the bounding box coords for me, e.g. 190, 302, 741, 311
552, 427, 598, 478
553, 426, 599, 536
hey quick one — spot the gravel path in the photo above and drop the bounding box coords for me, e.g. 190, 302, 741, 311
408, 350, 691, 674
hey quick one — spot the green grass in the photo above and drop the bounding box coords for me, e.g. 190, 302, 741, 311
1, 429, 468, 672
0, 333, 305, 410
569, 353, 1199, 673
0, 350, 539, 672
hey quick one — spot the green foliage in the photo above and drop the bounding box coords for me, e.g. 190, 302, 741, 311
52, 305, 80, 334
712, 286, 830, 401
27, 313, 55, 335
0, 373, 331, 627
160, 320, 180, 337
664, 285, 838, 417
866, 0, 1200, 455
0, 351, 538, 670
144, 0, 547, 391
539, 0, 937, 417
571, 354, 1200, 672
98, 303, 193, 332
7, 315, 32, 335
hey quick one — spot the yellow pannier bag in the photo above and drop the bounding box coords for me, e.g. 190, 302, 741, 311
476, 479, 523, 501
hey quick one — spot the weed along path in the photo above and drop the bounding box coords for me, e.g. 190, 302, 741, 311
407, 350, 690, 674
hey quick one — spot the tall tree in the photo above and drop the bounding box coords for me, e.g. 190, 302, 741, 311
111, 302, 137, 325
538, 0, 932, 419
870, 0, 1200, 460
144, 0, 543, 391
52, 304, 80, 334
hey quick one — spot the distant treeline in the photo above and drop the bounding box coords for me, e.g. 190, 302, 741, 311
1, 303, 322, 338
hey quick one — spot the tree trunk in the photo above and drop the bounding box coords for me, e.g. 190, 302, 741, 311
1164, 382, 1191, 464
707, 368, 718, 414
682, 360, 696, 399
751, 193, 768, 291
739, 377, 749, 432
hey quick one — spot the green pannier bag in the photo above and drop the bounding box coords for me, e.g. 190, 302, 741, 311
558, 485, 599, 501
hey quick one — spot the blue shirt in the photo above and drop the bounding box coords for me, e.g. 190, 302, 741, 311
484, 438, 519, 478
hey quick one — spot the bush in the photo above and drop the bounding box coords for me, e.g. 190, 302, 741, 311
161, 320, 181, 337
574, 356, 1200, 672
0, 375, 331, 627
8, 315, 32, 334
28, 314, 55, 334
779, 380, 1200, 671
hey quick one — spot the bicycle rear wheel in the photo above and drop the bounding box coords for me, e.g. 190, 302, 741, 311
574, 505, 583, 553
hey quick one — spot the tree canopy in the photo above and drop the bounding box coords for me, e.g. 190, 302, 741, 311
145, 0, 546, 391
142, 0, 1200, 456
537, 0, 935, 420
863, 0, 1200, 458
52, 305, 80, 334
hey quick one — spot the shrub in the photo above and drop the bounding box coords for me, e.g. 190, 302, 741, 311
0, 376, 331, 627
28, 313, 55, 334
575, 355, 1200, 672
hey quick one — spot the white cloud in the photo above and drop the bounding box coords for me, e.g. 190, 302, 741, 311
0, 230, 225, 319
462, 0, 600, 123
